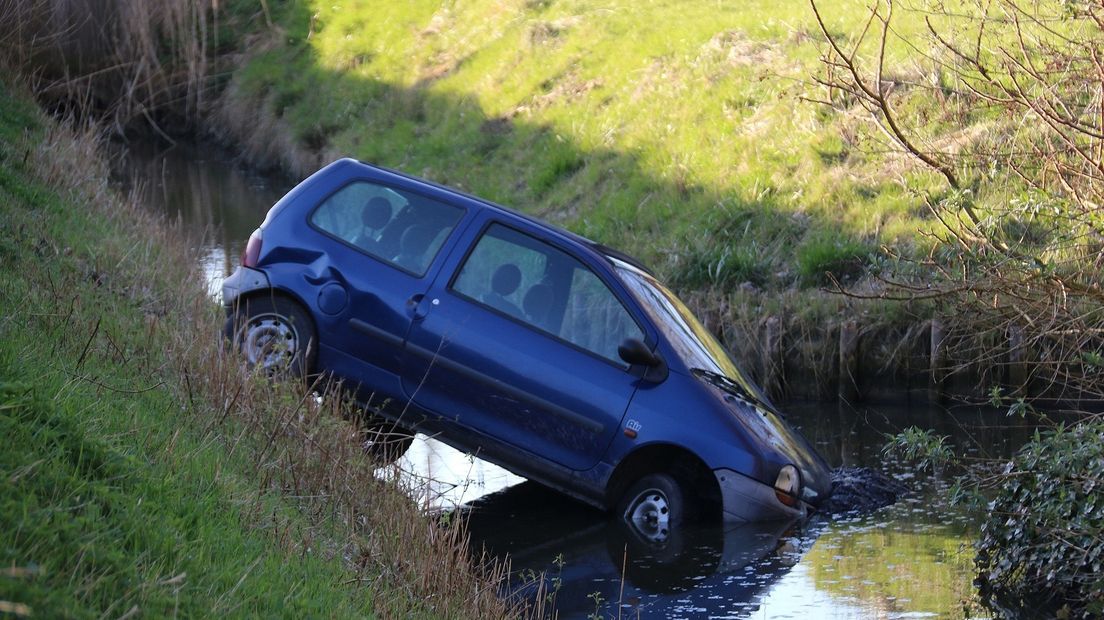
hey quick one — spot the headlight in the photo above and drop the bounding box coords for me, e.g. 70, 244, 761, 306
774, 464, 800, 508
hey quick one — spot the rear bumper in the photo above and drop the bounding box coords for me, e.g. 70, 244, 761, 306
714, 468, 808, 523
221, 266, 270, 308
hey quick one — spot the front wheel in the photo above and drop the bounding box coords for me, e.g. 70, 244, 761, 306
617, 473, 692, 544
226, 296, 317, 377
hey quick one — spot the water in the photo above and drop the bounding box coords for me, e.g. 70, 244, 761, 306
110, 137, 294, 298
117, 137, 1031, 619
463, 401, 1023, 619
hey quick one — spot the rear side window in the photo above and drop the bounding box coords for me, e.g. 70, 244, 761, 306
309, 180, 464, 276
452, 223, 644, 365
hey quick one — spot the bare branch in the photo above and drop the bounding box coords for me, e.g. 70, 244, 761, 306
809, 0, 974, 218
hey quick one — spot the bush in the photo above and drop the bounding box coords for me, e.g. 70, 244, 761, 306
975, 420, 1104, 617
795, 236, 872, 287
672, 244, 767, 289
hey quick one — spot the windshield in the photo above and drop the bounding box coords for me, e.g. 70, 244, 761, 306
613, 258, 775, 409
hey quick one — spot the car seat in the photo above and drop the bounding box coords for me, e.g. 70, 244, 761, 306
393, 224, 438, 273
523, 282, 555, 332
482, 264, 524, 317
355, 196, 392, 252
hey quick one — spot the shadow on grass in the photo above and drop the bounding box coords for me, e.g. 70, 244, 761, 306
214, 0, 872, 294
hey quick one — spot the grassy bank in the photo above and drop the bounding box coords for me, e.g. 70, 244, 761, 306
202, 0, 981, 394
5, 0, 990, 397
211, 0, 950, 291
0, 82, 517, 617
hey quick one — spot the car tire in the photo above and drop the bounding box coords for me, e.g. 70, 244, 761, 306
604, 519, 723, 595
360, 418, 414, 466
227, 296, 317, 377
617, 472, 693, 544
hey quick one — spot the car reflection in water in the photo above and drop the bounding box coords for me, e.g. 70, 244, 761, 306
461, 481, 826, 619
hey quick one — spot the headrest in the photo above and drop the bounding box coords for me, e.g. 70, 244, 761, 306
523, 283, 553, 316
491, 264, 522, 295
400, 225, 436, 253
362, 196, 392, 229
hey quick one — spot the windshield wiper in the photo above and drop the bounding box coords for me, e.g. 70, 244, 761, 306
690, 368, 756, 401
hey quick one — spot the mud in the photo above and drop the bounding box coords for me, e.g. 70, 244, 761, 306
822, 466, 909, 516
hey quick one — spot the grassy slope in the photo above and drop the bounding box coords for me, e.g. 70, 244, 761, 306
217, 0, 956, 296
0, 81, 372, 618
0, 82, 511, 618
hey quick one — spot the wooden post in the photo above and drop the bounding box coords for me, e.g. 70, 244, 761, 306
762, 316, 783, 400
838, 320, 860, 403
929, 319, 946, 402
1007, 326, 1027, 395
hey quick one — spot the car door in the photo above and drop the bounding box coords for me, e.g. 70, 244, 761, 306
400, 219, 650, 472
305, 178, 468, 399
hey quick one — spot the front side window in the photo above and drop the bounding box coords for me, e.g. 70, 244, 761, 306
614, 257, 774, 407
309, 180, 464, 276
452, 224, 644, 364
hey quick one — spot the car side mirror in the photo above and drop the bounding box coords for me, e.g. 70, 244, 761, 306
618, 338, 668, 383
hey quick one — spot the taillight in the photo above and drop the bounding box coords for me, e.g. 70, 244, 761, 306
241, 229, 263, 267
774, 464, 800, 508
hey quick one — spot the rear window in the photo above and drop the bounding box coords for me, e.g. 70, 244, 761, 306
309, 180, 464, 276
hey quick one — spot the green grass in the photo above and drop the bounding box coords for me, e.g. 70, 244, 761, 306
0, 379, 361, 618
215, 0, 958, 295
0, 82, 373, 618
796, 235, 876, 287
0, 81, 513, 618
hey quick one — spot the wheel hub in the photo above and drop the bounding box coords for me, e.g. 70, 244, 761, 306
627, 490, 671, 543
241, 315, 297, 369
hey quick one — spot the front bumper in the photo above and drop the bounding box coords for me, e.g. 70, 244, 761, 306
714, 468, 808, 523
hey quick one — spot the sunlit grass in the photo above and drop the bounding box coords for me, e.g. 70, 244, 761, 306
222, 0, 968, 292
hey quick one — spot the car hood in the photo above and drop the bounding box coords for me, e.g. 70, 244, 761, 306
696, 374, 833, 505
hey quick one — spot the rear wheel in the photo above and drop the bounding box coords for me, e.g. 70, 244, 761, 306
227, 296, 316, 377
617, 473, 692, 544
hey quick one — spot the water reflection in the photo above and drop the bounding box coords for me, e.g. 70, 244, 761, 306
463, 475, 987, 619
789, 400, 1036, 467
389, 435, 526, 510
464, 482, 825, 619
459, 401, 1014, 618
805, 510, 979, 618
111, 137, 293, 298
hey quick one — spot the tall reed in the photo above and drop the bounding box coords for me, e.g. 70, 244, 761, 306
0, 0, 213, 132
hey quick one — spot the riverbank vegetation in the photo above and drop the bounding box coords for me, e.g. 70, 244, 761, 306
0, 0, 985, 393
0, 82, 521, 617
5, 0, 1104, 616
210, 0, 929, 292
811, 0, 1104, 614
0, 0, 213, 132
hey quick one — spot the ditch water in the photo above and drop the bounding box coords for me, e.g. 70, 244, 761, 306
115, 137, 1035, 619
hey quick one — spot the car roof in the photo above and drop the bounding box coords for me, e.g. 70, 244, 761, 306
355, 158, 656, 276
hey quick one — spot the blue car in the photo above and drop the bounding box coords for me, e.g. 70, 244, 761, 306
222, 158, 832, 534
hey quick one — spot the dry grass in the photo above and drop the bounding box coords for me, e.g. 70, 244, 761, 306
0, 0, 213, 132
7, 83, 536, 617
174, 368, 526, 617
213, 77, 332, 176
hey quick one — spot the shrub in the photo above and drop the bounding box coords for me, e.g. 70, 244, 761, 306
795, 236, 872, 287
672, 244, 767, 289
975, 420, 1104, 617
